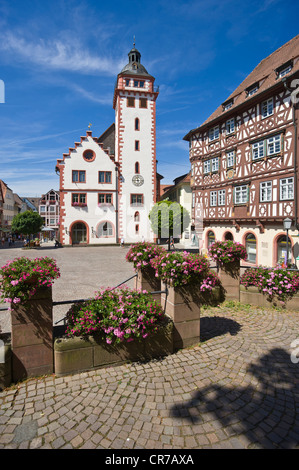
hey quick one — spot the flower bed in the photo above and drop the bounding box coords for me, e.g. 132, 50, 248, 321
150, 250, 217, 288
65, 286, 166, 345
0, 256, 60, 306
240, 265, 299, 303
54, 319, 173, 377
125, 242, 166, 270
56, 286, 173, 376
208, 240, 247, 265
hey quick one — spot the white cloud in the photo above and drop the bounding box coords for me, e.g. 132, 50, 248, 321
71, 85, 112, 105
0, 32, 125, 76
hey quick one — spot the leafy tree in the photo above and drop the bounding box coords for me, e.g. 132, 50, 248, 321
12, 211, 44, 241
148, 200, 190, 250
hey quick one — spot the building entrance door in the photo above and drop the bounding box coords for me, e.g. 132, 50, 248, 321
72, 223, 87, 244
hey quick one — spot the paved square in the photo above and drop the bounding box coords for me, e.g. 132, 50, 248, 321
0, 243, 299, 449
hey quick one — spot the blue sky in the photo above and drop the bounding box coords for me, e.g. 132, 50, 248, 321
0, 0, 298, 196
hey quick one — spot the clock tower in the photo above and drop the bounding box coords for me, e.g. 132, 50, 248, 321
113, 43, 159, 242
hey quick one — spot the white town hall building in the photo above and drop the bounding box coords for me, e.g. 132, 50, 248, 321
56, 45, 160, 246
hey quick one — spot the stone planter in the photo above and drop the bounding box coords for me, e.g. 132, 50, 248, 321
135, 267, 161, 303
161, 281, 223, 349
161, 282, 201, 349
10, 287, 53, 383
240, 285, 299, 310
0, 339, 11, 390
54, 319, 173, 377
217, 260, 240, 301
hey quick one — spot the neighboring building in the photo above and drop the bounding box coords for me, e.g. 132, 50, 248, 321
160, 172, 193, 246
13, 193, 23, 217
0, 180, 15, 236
56, 44, 160, 245
39, 189, 60, 238
21, 197, 39, 212
184, 35, 299, 267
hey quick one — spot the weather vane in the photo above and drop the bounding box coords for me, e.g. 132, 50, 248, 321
88, 123, 92, 130
133, 35, 135, 48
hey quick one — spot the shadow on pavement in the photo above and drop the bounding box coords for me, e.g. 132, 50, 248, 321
169, 347, 298, 448
200, 316, 241, 342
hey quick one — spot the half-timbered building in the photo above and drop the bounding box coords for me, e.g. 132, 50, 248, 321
184, 35, 299, 267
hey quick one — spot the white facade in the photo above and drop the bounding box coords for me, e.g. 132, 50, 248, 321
58, 134, 117, 245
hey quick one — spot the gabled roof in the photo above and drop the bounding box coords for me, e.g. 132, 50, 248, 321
161, 172, 191, 198
56, 129, 116, 171
184, 34, 299, 139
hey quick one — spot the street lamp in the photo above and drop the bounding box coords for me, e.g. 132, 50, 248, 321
283, 218, 292, 267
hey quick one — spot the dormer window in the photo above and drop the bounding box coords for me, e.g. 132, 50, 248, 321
222, 99, 233, 111
246, 82, 259, 97
276, 60, 293, 79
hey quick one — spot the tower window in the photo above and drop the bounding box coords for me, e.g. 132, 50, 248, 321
135, 140, 140, 151
135, 118, 140, 130
139, 98, 147, 108
135, 162, 140, 174
127, 97, 135, 107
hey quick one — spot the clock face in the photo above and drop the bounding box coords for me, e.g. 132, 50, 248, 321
132, 174, 144, 186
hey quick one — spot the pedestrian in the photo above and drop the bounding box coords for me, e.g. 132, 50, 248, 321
141, 235, 145, 243
170, 236, 175, 250
120, 237, 124, 247
1, 237, 4, 247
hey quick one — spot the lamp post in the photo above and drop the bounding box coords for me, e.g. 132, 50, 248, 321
283, 218, 292, 268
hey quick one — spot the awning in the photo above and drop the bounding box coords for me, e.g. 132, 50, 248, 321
41, 227, 56, 232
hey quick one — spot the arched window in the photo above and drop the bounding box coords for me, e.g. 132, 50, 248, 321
98, 222, 113, 237
245, 233, 257, 263
207, 231, 215, 248
135, 118, 140, 131
277, 235, 292, 265
224, 232, 233, 241
134, 211, 140, 222
135, 162, 140, 174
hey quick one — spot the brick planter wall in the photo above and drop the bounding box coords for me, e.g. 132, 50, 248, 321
54, 319, 173, 377
11, 287, 53, 383
135, 267, 161, 303
240, 285, 299, 310
217, 261, 240, 301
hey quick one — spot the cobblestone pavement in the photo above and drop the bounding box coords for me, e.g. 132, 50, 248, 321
1, 303, 298, 449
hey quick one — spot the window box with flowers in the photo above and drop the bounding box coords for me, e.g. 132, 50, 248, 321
72, 193, 86, 207
0, 256, 60, 382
